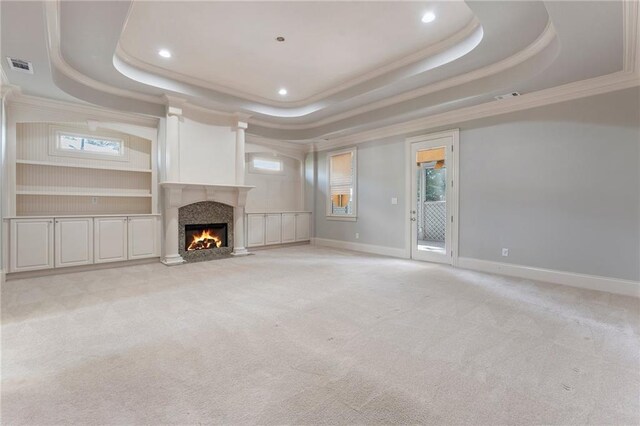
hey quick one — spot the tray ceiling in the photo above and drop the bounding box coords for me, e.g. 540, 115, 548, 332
118, 1, 476, 103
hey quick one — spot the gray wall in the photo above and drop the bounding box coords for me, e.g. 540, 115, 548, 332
314, 88, 640, 281
315, 137, 406, 249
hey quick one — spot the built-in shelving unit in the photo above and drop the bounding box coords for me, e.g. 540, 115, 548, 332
14, 123, 156, 216
16, 191, 152, 197
16, 159, 153, 173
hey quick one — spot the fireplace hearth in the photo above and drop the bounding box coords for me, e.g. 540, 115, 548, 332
185, 223, 227, 251
178, 201, 234, 262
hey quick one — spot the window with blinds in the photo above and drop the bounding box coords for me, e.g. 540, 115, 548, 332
327, 148, 357, 219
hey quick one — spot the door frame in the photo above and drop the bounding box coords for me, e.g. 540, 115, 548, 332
404, 129, 459, 266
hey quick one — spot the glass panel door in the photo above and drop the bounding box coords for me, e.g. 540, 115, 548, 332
411, 138, 453, 264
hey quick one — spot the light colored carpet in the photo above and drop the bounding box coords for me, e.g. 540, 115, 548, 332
2, 245, 639, 425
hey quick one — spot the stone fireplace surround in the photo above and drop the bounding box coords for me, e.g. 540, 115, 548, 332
160, 182, 254, 265
179, 201, 233, 262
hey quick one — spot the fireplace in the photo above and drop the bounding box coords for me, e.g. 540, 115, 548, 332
178, 201, 234, 262
185, 223, 227, 251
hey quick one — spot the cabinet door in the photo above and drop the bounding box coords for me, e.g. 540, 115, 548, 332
94, 217, 128, 263
265, 214, 282, 245
10, 219, 54, 272
281, 213, 296, 243
295, 213, 311, 241
128, 216, 159, 259
55, 218, 94, 268
247, 214, 265, 247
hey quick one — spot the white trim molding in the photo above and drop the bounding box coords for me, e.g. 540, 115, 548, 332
312, 238, 408, 259
319, 70, 640, 151
458, 257, 640, 298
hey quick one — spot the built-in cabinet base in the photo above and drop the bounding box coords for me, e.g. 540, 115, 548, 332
247, 212, 312, 248
5, 215, 160, 273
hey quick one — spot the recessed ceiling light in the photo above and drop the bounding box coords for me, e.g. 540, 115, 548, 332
158, 49, 172, 58
421, 11, 436, 23
278, 88, 288, 96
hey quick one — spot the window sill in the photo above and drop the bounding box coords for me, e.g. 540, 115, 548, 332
326, 216, 357, 222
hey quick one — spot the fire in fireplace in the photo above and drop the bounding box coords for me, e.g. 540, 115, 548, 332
185, 223, 227, 251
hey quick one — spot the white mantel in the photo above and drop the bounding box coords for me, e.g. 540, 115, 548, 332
160, 182, 254, 265
160, 101, 253, 265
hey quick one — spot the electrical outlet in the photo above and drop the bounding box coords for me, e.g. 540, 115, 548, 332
355, 233, 359, 239
502, 248, 509, 257
91, 197, 98, 205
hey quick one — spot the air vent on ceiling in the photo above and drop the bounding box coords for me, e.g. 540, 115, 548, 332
6, 57, 34, 74
495, 92, 520, 100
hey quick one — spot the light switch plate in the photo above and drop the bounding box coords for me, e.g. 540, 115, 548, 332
391, 197, 398, 205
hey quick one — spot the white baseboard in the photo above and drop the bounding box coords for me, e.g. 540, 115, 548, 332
458, 257, 640, 298
312, 238, 408, 259
309, 239, 639, 298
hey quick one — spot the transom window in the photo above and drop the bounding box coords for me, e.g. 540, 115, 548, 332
248, 155, 284, 174
251, 157, 283, 172
58, 133, 124, 156
50, 127, 128, 161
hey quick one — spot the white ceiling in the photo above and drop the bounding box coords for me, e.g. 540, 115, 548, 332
119, 1, 475, 104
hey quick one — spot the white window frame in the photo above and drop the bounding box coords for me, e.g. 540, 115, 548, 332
326, 147, 357, 221
48, 125, 129, 162
248, 154, 284, 175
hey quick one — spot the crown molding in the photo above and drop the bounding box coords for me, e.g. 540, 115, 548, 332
623, 0, 640, 73
316, 70, 640, 151
44, 1, 164, 106
7, 93, 159, 128
1, 66, 10, 86
0, 83, 21, 101
248, 20, 556, 131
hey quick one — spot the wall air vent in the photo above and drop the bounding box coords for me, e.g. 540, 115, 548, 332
6, 57, 33, 74
495, 92, 521, 100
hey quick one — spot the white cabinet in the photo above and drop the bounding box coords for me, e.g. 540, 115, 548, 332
55, 218, 93, 268
128, 216, 159, 259
10, 218, 54, 272
281, 213, 296, 243
295, 213, 311, 241
247, 214, 266, 247
94, 217, 128, 263
265, 214, 282, 245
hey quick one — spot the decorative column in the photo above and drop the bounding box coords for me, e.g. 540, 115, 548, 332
161, 102, 185, 265
161, 186, 185, 266
165, 105, 182, 182
232, 120, 250, 256
231, 188, 251, 257
235, 120, 248, 185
